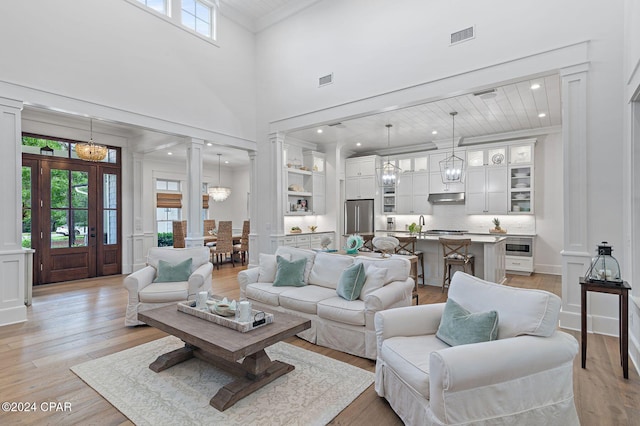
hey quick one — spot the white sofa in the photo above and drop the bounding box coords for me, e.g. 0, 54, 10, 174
124, 247, 213, 326
375, 272, 579, 426
238, 246, 414, 359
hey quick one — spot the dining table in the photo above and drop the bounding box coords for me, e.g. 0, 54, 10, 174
203, 234, 243, 245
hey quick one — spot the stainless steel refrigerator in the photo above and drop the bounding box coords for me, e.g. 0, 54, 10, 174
345, 199, 375, 234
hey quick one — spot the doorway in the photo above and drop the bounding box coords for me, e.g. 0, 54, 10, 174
22, 137, 121, 284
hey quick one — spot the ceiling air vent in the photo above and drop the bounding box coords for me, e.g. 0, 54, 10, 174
318, 73, 333, 87
450, 26, 475, 45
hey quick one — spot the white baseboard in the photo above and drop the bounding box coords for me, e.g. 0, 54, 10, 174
0, 304, 27, 326
534, 263, 562, 275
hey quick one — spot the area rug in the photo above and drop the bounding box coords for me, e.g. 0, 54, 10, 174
71, 336, 374, 426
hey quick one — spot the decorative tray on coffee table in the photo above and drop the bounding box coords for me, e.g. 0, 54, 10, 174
177, 301, 273, 333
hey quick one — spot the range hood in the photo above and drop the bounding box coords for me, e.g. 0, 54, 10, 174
428, 193, 465, 204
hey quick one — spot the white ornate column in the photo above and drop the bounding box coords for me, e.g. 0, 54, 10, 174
559, 64, 592, 330
185, 138, 204, 248
130, 152, 147, 270
269, 132, 286, 251
248, 151, 259, 266
0, 97, 27, 325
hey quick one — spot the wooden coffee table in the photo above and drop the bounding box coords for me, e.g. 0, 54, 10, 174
138, 305, 311, 411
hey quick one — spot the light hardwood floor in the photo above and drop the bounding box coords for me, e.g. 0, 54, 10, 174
0, 266, 638, 425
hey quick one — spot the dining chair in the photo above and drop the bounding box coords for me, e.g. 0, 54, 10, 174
203, 219, 216, 236
172, 220, 186, 248
234, 220, 250, 265
210, 221, 234, 269
439, 237, 475, 292
394, 236, 423, 304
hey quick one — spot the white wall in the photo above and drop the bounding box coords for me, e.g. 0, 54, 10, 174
624, 0, 640, 376
143, 157, 249, 232
0, 1, 257, 142
255, 0, 625, 336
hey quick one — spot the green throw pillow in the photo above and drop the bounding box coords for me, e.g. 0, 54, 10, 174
153, 258, 193, 283
336, 263, 366, 301
436, 298, 499, 346
273, 255, 307, 287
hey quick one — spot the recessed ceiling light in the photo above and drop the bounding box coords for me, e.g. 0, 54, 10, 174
356, 142, 361, 147
531, 83, 541, 90
317, 129, 323, 134
538, 112, 546, 118
432, 130, 438, 135
224, 160, 229, 164
206, 142, 212, 146
167, 152, 173, 155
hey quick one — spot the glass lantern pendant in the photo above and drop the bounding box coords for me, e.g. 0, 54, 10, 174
584, 241, 622, 284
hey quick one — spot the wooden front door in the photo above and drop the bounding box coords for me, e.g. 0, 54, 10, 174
40, 160, 97, 283
23, 156, 122, 284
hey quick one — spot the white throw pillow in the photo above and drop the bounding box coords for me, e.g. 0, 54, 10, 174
258, 253, 291, 282
308, 252, 354, 289
355, 256, 410, 284
359, 264, 388, 300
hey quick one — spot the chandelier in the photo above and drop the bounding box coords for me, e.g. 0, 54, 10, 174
439, 112, 465, 184
376, 124, 401, 187
208, 154, 231, 202
75, 118, 108, 162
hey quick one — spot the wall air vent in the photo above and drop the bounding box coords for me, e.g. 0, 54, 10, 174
450, 26, 475, 45
318, 73, 333, 87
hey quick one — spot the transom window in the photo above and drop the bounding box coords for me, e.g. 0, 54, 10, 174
137, 0, 167, 15
131, 0, 217, 41
182, 0, 212, 38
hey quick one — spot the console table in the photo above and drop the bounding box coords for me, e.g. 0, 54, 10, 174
580, 277, 632, 379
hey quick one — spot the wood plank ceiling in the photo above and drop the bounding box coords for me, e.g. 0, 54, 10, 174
286, 74, 562, 153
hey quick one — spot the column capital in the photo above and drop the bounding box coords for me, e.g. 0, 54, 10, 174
0, 97, 23, 111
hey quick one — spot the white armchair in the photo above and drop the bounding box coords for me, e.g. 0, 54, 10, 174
374, 272, 579, 425
124, 247, 213, 326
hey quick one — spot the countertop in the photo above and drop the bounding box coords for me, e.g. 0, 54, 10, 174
285, 230, 334, 236
377, 229, 536, 237
375, 230, 506, 243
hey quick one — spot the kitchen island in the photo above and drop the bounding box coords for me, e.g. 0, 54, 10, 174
375, 231, 507, 286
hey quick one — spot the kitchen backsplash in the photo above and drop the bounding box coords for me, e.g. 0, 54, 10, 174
386, 204, 536, 234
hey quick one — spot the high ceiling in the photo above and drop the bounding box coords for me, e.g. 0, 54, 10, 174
20, 3, 562, 167
286, 74, 561, 155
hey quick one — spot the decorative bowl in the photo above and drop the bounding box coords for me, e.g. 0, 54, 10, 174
514, 194, 528, 200
515, 183, 528, 188
212, 303, 235, 317
513, 172, 529, 178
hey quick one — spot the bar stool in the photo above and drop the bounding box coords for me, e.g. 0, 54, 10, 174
359, 233, 375, 252
395, 236, 424, 304
439, 237, 474, 292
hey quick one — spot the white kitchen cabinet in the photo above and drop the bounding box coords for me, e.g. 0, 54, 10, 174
279, 232, 335, 249
345, 155, 377, 178
312, 172, 326, 214
310, 232, 335, 249
396, 172, 431, 214
505, 256, 534, 274
346, 156, 378, 199
346, 175, 376, 199
465, 147, 508, 214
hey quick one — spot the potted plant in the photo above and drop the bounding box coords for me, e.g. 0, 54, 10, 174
490, 218, 506, 234
408, 222, 422, 236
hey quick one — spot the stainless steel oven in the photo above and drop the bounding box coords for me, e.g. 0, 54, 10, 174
505, 237, 533, 257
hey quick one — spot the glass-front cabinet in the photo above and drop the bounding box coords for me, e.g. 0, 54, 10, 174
507, 142, 535, 214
